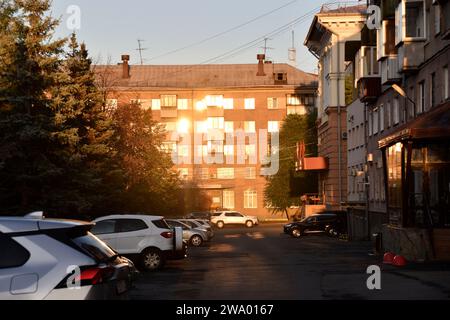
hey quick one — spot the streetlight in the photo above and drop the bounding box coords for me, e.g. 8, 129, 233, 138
391, 84, 416, 120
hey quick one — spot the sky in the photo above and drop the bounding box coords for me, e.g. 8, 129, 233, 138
50, 0, 335, 73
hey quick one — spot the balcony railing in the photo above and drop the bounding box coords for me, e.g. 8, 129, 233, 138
355, 46, 380, 84
358, 77, 382, 103
160, 108, 178, 119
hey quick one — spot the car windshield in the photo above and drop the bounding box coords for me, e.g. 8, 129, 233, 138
72, 232, 117, 263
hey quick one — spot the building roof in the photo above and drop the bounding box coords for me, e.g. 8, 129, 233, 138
93, 63, 318, 89
319, 3, 367, 15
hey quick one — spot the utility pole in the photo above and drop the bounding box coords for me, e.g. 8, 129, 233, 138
136, 39, 148, 65
261, 37, 274, 57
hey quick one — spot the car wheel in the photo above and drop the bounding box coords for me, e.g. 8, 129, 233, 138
246, 220, 254, 228
216, 221, 225, 229
190, 235, 203, 247
141, 248, 164, 271
291, 228, 302, 238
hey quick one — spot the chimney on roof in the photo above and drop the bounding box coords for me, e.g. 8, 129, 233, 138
257, 54, 266, 76
121, 54, 130, 79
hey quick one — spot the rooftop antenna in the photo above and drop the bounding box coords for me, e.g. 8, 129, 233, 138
288, 30, 297, 67
261, 37, 274, 56
136, 39, 148, 65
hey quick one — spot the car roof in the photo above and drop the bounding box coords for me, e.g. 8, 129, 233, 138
93, 214, 165, 222
0, 215, 92, 233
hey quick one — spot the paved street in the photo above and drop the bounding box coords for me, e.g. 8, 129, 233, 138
131, 224, 450, 300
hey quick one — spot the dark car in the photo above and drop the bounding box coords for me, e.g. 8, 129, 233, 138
284, 212, 347, 238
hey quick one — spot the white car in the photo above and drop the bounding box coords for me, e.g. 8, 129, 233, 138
0, 212, 134, 300
210, 211, 259, 229
91, 215, 186, 271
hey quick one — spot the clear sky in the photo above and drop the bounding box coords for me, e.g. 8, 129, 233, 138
50, 0, 333, 73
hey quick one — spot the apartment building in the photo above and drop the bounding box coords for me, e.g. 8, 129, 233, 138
95, 55, 318, 219
303, 4, 367, 210
353, 0, 450, 261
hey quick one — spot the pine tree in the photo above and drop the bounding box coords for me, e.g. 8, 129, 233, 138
0, 0, 67, 215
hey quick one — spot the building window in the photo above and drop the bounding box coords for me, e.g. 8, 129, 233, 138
244, 98, 255, 110
245, 167, 256, 179
195, 121, 207, 133
393, 98, 400, 125
200, 168, 209, 180
223, 190, 235, 209
287, 94, 302, 106
223, 98, 234, 110
217, 168, 235, 179
163, 122, 176, 132
267, 97, 279, 109
406, 0, 425, 38
205, 95, 224, 107
224, 145, 234, 156
379, 104, 385, 132
152, 99, 161, 110
386, 101, 392, 128
431, 73, 436, 108
268, 121, 279, 133
224, 121, 234, 133
106, 99, 118, 111
244, 190, 258, 209
435, 4, 441, 35
207, 117, 224, 130
244, 121, 256, 133
161, 95, 177, 107
418, 81, 425, 114
373, 108, 379, 135
207, 140, 224, 154
368, 111, 373, 136
245, 145, 256, 158
287, 105, 307, 115
178, 168, 189, 180
445, 66, 449, 100
178, 99, 189, 110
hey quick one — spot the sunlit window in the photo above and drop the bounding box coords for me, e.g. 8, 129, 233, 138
217, 168, 234, 179
244, 190, 258, 209
223, 190, 235, 209
268, 121, 279, 133
177, 119, 190, 134
161, 95, 177, 107
205, 95, 223, 107
244, 121, 256, 133
244, 98, 255, 110
178, 99, 189, 110
223, 98, 234, 110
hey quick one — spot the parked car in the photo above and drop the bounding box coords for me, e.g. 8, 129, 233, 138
165, 219, 209, 247
283, 212, 347, 238
179, 219, 214, 240
210, 211, 259, 229
186, 212, 212, 220
195, 219, 213, 228
0, 212, 135, 300
91, 215, 187, 272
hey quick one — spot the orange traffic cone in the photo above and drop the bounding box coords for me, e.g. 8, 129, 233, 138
383, 252, 395, 264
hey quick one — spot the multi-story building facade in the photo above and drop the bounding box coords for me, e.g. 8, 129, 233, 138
95, 55, 318, 219
303, 4, 367, 210
352, 0, 450, 261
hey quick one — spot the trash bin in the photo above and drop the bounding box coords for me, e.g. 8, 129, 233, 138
372, 233, 382, 255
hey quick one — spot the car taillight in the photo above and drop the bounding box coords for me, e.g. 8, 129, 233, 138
160, 231, 173, 239
80, 266, 114, 285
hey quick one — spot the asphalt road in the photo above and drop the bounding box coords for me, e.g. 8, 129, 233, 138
130, 224, 450, 300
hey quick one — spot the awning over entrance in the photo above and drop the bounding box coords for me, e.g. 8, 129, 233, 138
379, 101, 450, 149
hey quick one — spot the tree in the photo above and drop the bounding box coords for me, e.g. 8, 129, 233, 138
264, 112, 318, 219
0, 0, 67, 215
101, 102, 182, 217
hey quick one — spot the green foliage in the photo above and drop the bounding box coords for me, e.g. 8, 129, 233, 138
264, 112, 318, 217
0, 1, 183, 218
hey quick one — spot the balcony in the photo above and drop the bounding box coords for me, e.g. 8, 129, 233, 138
296, 157, 328, 171
160, 107, 178, 119
397, 40, 425, 73
358, 77, 382, 103
381, 55, 401, 85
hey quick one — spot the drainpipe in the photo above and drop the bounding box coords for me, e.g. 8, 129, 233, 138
336, 35, 343, 211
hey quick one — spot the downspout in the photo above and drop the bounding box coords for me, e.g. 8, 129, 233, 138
336, 34, 343, 211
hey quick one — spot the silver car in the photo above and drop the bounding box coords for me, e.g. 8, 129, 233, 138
180, 219, 214, 240
165, 219, 209, 247
0, 212, 135, 300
